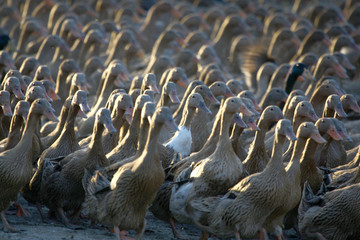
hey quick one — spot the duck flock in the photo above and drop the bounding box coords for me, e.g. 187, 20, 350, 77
1, 0, 360, 239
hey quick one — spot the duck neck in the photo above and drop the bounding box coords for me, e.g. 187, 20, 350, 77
5, 115, 24, 149
267, 133, 286, 168
286, 137, 307, 184
253, 119, 269, 148
285, 73, 298, 94
96, 73, 116, 107
179, 105, 196, 128
137, 118, 150, 153
53, 105, 69, 134
111, 108, 125, 131
118, 108, 141, 145
22, 111, 41, 143
88, 121, 108, 166
63, 104, 80, 136
293, 116, 308, 133
158, 92, 169, 108
214, 110, 233, 152
55, 70, 69, 99
300, 138, 319, 170
141, 120, 163, 166
310, 92, 326, 117
37, 42, 57, 64
322, 106, 334, 118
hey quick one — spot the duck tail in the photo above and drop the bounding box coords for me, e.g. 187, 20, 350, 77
82, 169, 111, 196
29, 158, 53, 191
241, 40, 275, 91
298, 182, 325, 219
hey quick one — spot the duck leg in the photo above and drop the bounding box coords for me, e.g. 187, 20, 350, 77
1, 211, 18, 232
12, 202, 31, 217
259, 228, 269, 240
56, 207, 83, 229
114, 226, 135, 240
199, 230, 208, 240
169, 217, 188, 239
305, 229, 326, 240
234, 231, 242, 240
135, 219, 146, 239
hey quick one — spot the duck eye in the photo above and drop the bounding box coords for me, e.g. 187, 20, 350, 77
192, 95, 195, 98
199, 87, 203, 90
321, 120, 325, 123
217, 84, 220, 86
231, 99, 234, 102
326, 86, 329, 88
301, 103, 304, 107
270, 108, 273, 111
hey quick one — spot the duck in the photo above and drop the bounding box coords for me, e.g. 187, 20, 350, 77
107, 94, 151, 164
165, 93, 211, 158
41, 96, 72, 148
170, 97, 249, 225
283, 91, 306, 120
77, 62, 129, 137
0, 100, 29, 152
156, 81, 180, 110
265, 122, 326, 236
299, 181, 360, 240
243, 105, 284, 174
39, 90, 90, 160
310, 80, 343, 117
187, 119, 297, 240
19, 56, 40, 77
259, 87, 288, 109
0, 90, 13, 140
300, 118, 342, 193
0, 98, 57, 232
82, 107, 177, 239
281, 100, 319, 163
41, 108, 116, 227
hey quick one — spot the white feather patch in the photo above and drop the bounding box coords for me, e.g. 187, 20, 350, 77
165, 126, 192, 157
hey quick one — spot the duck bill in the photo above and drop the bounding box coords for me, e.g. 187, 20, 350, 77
177, 78, 189, 88
20, 81, 27, 92
114, 75, 125, 88
240, 105, 253, 117
322, 37, 332, 47
44, 92, 53, 103
285, 128, 298, 141
86, 82, 92, 90
5, 59, 16, 70
311, 131, 326, 144
79, 102, 91, 114
125, 106, 133, 117
350, 102, 360, 113
332, 63, 347, 79
252, 100, 262, 112
22, 111, 29, 123
77, 109, 88, 119
166, 118, 179, 131
2, 105, 12, 117
48, 88, 60, 101
198, 101, 211, 115
150, 83, 160, 94
119, 72, 131, 84
233, 113, 247, 128
206, 94, 219, 104
13, 89, 25, 100
335, 103, 347, 117
45, 76, 55, 84
169, 90, 180, 103
225, 89, 235, 98
170, 9, 181, 19
44, 108, 58, 122
86, 10, 98, 18
307, 111, 319, 122
341, 58, 355, 70
327, 125, 342, 141
247, 120, 260, 131
302, 68, 315, 82
339, 130, 352, 142
105, 122, 116, 133
296, 75, 305, 82
125, 113, 132, 124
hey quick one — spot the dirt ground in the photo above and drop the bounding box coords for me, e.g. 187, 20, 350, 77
0, 195, 300, 240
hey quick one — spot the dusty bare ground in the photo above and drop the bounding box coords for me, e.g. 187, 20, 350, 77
0, 195, 299, 240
